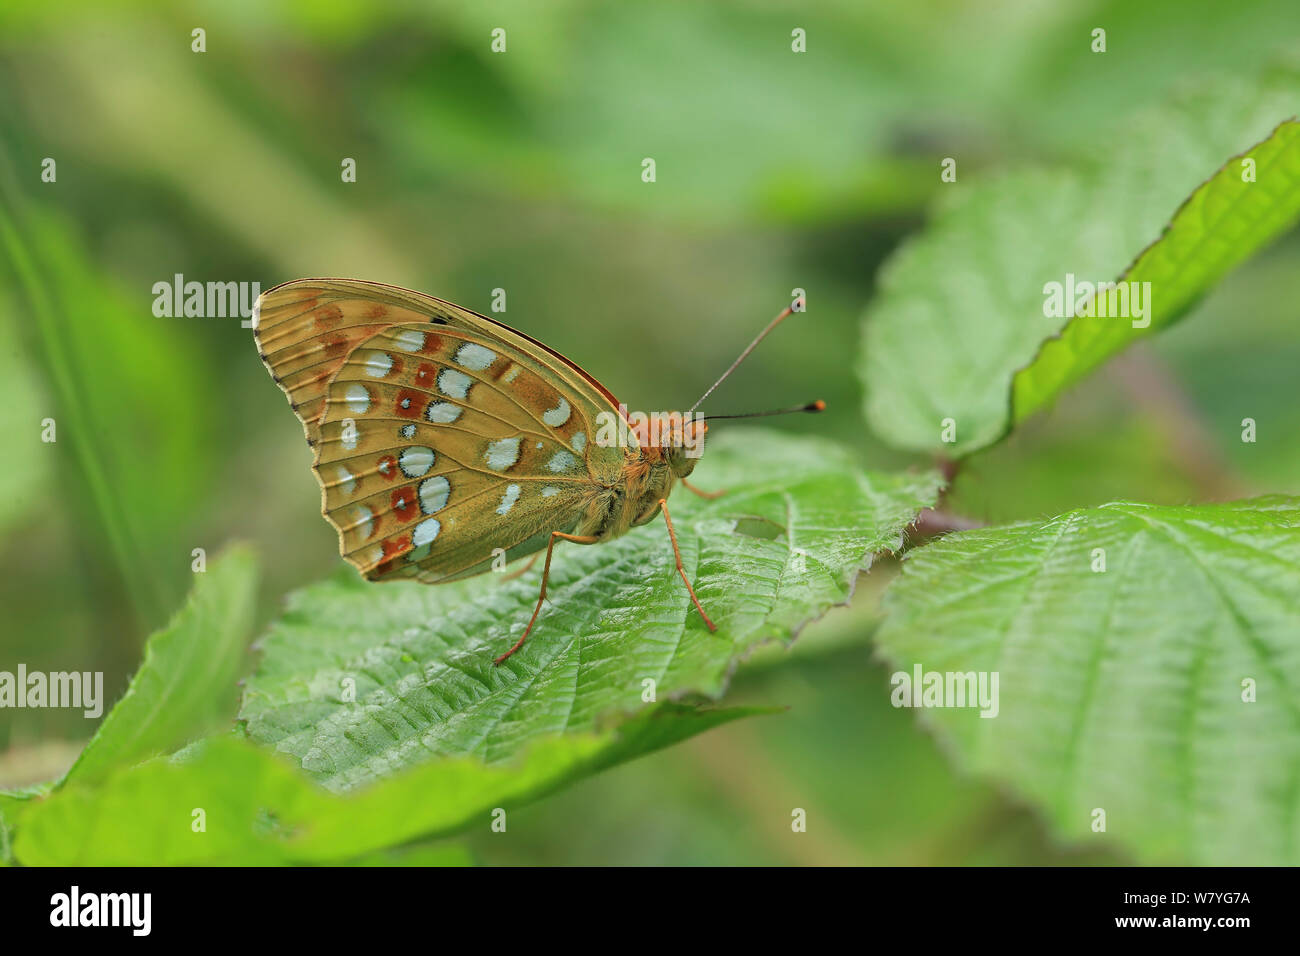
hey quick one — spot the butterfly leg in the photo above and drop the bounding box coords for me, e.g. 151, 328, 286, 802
494, 531, 600, 665
681, 477, 726, 500
499, 552, 540, 582
658, 498, 717, 632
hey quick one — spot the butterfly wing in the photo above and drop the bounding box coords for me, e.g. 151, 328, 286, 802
253, 278, 629, 582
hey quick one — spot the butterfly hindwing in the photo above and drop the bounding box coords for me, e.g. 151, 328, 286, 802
316, 322, 607, 581
253, 279, 628, 583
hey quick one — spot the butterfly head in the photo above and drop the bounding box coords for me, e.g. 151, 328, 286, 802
665, 416, 707, 478
628, 412, 708, 477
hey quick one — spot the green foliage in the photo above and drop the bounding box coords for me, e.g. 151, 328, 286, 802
241, 430, 941, 790
860, 69, 1300, 456
875, 496, 1300, 864
5, 433, 936, 863
0, 546, 258, 861
1015, 119, 1300, 424
14, 706, 765, 865
65, 545, 260, 783
460, 635, 1123, 865
345, 843, 474, 866
0, 787, 42, 865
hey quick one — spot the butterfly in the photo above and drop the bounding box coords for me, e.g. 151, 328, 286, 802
252, 279, 816, 664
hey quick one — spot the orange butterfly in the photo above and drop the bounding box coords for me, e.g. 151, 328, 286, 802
252, 279, 815, 663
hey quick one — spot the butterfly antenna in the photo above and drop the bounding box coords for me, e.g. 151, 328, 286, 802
687, 295, 805, 413
704, 400, 825, 422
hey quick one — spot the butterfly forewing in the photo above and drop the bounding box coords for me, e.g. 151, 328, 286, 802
252, 284, 406, 444
253, 279, 628, 583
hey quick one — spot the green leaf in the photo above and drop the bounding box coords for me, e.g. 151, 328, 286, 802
860, 69, 1300, 456
875, 496, 1300, 864
241, 430, 941, 791
13, 704, 764, 865
341, 842, 473, 867
1015, 119, 1300, 423
64, 545, 260, 784
0, 794, 29, 866
0, 778, 53, 865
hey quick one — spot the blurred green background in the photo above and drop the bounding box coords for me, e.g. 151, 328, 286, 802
2, 0, 1297, 864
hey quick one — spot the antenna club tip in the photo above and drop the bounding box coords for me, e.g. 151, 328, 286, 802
792, 295, 806, 312
812, 399, 826, 412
